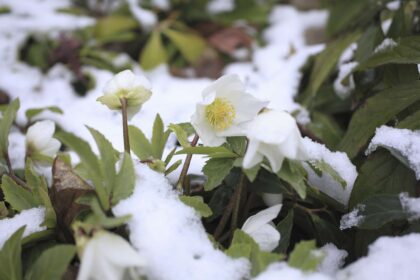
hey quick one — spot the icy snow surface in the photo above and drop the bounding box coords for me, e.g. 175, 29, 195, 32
340, 205, 365, 230
400, 193, 420, 220
0, 207, 46, 249
113, 163, 250, 280
366, 126, 420, 180
338, 234, 420, 280
302, 138, 357, 206
317, 243, 347, 276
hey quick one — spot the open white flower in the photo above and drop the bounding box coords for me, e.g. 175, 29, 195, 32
242, 204, 282, 252
97, 69, 152, 118
26, 120, 60, 159
243, 109, 307, 173
191, 74, 268, 146
77, 230, 146, 280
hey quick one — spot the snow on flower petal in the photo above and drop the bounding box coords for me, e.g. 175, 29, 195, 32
243, 109, 307, 172
191, 74, 268, 147
25, 120, 60, 158
242, 204, 282, 252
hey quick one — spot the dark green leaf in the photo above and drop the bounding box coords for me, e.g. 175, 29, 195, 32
140, 30, 167, 70
151, 114, 169, 159
338, 81, 420, 158
128, 125, 153, 160
1, 175, 37, 211
176, 146, 238, 158
278, 160, 308, 199
0, 99, 19, 156
163, 29, 206, 64
112, 153, 135, 205
202, 158, 235, 191
275, 210, 294, 254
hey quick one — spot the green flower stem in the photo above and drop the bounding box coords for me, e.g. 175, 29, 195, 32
120, 98, 131, 154
176, 134, 199, 194
5, 152, 29, 190
230, 173, 247, 234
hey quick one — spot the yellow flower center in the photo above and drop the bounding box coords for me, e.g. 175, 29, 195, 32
205, 97, 236, 131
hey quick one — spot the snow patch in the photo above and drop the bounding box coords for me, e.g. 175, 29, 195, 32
400, 193, 420, 220
0, 207, 46, 249
340, 206, 365, 230
317, 243, 347, 276
374, 38, 398, 53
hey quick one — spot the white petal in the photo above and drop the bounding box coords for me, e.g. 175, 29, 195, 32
247, 223, 281, 252
225, 90, 268, 123
114, 69, 138, 89
26, 120, 56, 151
242, 140, 263, 169
40, 138, 61, 157
202, 74, 245, 101
242, 204, 282, 234
259, 143, 284, 173
262, 193, 283, 207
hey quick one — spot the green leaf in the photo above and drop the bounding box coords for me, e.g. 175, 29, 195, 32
202, 158, 235, 191
275, 210, 294, 254
179, 195, 212, 218
0, 201, 8, 218
176, 146, 238, 158
357, 36, 420, 71
151, 114, 169, 159
87, 197, 131, 228
24, 245, 75, 280
397, 110, 420, 130
168, 124, 191, 148
55, 130, 107, 209
0, 227, 24, 280
87, 126, 117, 195
94, 16, 138, 40
338, 81, 420, 158
227, 230, 283, 277
349, 150, 416, 209
128, 125, 153, 160
288, 240, 324, 272
112, 152, 135, 205
163, 29, 206, 64
1, 175, 37, 211
140, 30, 167, 70
277, 160, 308, 199
305, 112, 344, 149
165, 159, 182, 176
25, 106, 63, 121
354, 194, 407, 230
226, 137, 247, 156
0, 99, 19, 156
305, 32, 360, 101
308, 160, 346, 189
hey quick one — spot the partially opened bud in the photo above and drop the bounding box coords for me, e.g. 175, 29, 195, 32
25, 120, 60, 161
97, 70, 152, 118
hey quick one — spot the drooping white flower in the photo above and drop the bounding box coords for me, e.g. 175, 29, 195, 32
242, 204, 282, 252
191, 74, 268, 146
77, 230, 146, 280
26, 120, 60, 159
97, 70, 152, 118
243, 109, 307, 173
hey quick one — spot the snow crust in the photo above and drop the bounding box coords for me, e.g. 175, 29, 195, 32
317, 243, 347, 276
340, 206, 364, 230
0, 207, 46, 249
374, 38, 398, 53
302, 138, 358, 206
338, 234, 420, 280
366, 126, 420, 180
254, 263, 331, 280
400, 193, 420, 220
113, 163, 250, 280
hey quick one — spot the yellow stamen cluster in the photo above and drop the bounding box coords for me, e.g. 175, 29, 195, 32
205, 97, 236, 131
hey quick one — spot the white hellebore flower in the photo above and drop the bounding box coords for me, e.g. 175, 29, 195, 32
191, 74, 268, 146
97, 69, 152, 118
26, 120, 60, 158
243, 109, 307, 173
242, 204, 282, 252
77, 230, 146, 280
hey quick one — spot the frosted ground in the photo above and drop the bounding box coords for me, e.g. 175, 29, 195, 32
1, 0, 420, 279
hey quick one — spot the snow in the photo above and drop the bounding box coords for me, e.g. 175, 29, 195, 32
302, 138, 358, 206
207, 0, 235, 14
317, 244, 347, 276
338, 234, 420, 280
400, 193, 420, 220
374, 38, 398, 53
112, 163, 250, 280
0, 207, 46, 249
127, 0, 157, 30
340, 206, 365, 230
334, 62, 358, 99
366, 126, 420, 180
253, 263, 331, 280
